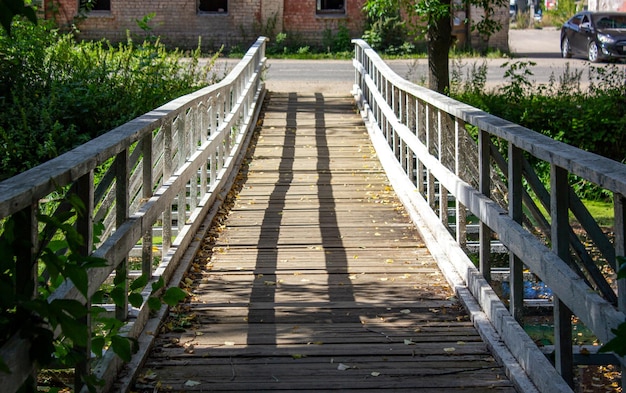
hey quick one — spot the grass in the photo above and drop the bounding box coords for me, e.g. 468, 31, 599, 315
582, 199, 614, 228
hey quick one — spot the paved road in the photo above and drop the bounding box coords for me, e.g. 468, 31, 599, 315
244, 28, 624, 93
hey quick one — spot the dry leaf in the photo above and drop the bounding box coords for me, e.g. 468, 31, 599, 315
337, 363, 351, 371
184, 380, 201, 387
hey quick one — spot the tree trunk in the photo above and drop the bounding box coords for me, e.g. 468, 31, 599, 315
427, 0, 453, 94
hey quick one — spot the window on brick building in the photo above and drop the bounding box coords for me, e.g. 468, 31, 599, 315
199, 0, 228, 13
316, 0, 345, 14
80, 0, 111, 11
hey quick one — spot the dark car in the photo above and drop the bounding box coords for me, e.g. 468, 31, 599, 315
560, 11, 626, 62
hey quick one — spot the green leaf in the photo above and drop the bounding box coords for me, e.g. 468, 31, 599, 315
111, 335, 132, 362
58, 313, 88, 347
151, 276, 165, 293
616, 257, 626, 280
128, 292, 144, 308
162, 287, 187, 306
130, 274, 149, 291
91, 336, 105, 357
91, 290, 106, 304
65, 264, 89, 298
110, 286, 126, 308
80, 255, 108, 269
0, 357, 11, 374
53, 299, 87, 319
147, 297, 162, 311
599, 322, 626, 356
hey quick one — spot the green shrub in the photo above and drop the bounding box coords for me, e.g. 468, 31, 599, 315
0, 21, 219, 180
362, 0, 412, 55
452, 61, 626, 200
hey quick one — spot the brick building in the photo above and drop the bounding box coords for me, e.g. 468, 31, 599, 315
45, 0, 368, 50
43, 0, 508, 52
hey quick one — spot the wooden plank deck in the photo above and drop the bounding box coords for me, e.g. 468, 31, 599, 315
131, 92, 518, 392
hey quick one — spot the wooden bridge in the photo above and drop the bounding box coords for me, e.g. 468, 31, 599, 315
1, 37, 625, 393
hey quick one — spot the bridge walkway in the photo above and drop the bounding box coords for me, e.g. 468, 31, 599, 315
131, 91, 518, 392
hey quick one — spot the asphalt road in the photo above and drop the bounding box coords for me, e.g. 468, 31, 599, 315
237, 28, 625, 93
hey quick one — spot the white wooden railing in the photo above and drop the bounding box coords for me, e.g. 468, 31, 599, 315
0, 37, 267, 392
352, 39, 626, 393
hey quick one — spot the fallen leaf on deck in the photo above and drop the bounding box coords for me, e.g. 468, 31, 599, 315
371, 371, 381, 377
184, 380, 201, 387
400, 309, 411, 314
443, 347, 456, 352
337, 363, 351, 371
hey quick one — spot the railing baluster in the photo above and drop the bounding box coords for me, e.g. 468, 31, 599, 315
508, 143, 524, 323
162, 121, 173, 254
177, 114, 187, 232
14, 205, 38, 390
115, 150, 129, 322
551, 164, 574, 388
142, 133, 154, 278
190, 107, 199, 215
617, 193, 626, 313
617, 192, 626, 389
74, 172, 94, 391
478, 129, 491, 282
437, 110, 447, 224
454, 117, 467, 247
426, 105, 435, 209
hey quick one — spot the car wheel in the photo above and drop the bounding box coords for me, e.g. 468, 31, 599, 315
561, 37, 572, 58
588, 41, 600, 62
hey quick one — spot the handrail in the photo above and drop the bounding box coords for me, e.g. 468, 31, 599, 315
0, 36, 268, 392
352, 38, 626, 393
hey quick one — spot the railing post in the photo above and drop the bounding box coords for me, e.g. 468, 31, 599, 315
551, 164, 574, 388
14, 205, 38, 390
74, 171, 94, 390
426, 105, 436, 210
437, 110, 448, 224
478, 129, 491, 282
508, 143, 524, 323
616, 193, 626, 312
115, 150, 129, 322
416, 101, 425, 194
141, 134, 154, 278
190, 106, 199, 214
177, 114, 187, 233
454, 118, 467, 247
162, 121, 173, 254
616, 192, 626, 388
200, 102, 209, 194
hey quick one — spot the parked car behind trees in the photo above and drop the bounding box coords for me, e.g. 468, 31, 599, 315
561, 11, 626, 62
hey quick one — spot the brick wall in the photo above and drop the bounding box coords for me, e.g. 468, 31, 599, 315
45, 0, 78, 26
282, 0, 367, 47
44, 0, 509, 52
45, 0, 367, 50
52, 0, 263, 50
